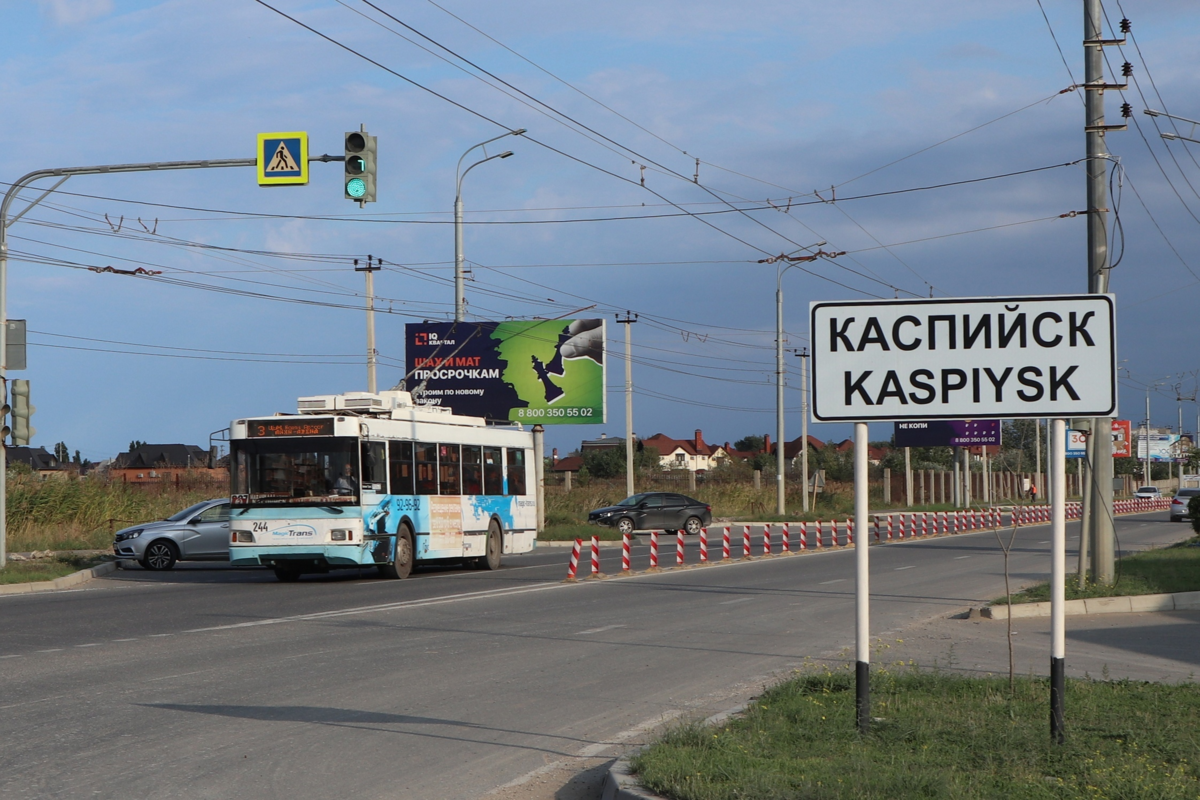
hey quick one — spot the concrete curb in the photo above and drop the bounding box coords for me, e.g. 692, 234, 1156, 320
981, 590, 1200, 619
0, 560, 119, 596
600, 703, 750, 800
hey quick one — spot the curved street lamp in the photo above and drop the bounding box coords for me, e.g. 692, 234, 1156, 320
454, 129, 525, 321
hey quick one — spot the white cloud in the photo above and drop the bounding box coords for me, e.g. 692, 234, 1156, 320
37, 0, 113, 25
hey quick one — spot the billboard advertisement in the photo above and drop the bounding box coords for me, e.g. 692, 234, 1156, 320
405, 320, 605, 424
894, 420, 1000, 448
1112, 419, 1131, 457
1137, 432, 1183, 462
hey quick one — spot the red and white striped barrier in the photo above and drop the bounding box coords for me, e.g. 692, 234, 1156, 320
921, 512, 929, 537
565, 538, 582, 580
742, 525, 752, 559
847, 518, 854, 545
591, 536, 601, 576
700, 527, 709, 563
622, 532, 631, 572
799, 521, 808, 550
781, 522, 790, 553
676, 530, 685, 567
763, 523, 772, 556
649, 531, 659, 569
886, 515, 894, 540
815, 519, 823, 548
832, 519, 840, 547
722, 526, 731, 560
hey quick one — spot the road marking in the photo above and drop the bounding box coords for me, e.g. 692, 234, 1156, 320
1038, 541, 1050, 544
894, 566, 915, 571
819, 579, 844, 585
184, 581, 566, 634
147, 669, 211, 682
75, 643, 100, 648
149, 633, 173, 638
37, 649, 63, 653
0, 654, 22, 659
954, 556, 971, 560
113, 638, 137, 642
576, 624, 625, 635
719, 597, 753, 605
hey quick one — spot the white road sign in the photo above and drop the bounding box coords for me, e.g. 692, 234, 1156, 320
810, 294, 1116, 422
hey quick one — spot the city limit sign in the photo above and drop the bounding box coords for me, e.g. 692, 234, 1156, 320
810, 295, 1116, 422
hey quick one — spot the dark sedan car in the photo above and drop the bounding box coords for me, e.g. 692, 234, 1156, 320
588, 492, 712, 535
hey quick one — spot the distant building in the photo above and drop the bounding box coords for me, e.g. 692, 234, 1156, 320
7, 446, 68, 478
640, 430, 729, 473
111, 443, 225, 484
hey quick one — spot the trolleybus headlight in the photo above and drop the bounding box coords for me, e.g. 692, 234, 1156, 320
330, 529, 351, 541
233, 530, 255, 543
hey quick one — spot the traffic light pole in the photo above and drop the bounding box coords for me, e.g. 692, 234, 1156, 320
0, 153, 347, 568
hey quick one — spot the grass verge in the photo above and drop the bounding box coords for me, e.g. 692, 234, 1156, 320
633, 668, 1200, 800
539, 523, 623, 541
998, 535, 1200, 604
0, 554, 108, 584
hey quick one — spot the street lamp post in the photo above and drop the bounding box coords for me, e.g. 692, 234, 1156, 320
766, 242, 827, 516
454, 129, 525, 321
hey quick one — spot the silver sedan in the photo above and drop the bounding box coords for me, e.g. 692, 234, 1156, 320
112, 499, 230, 570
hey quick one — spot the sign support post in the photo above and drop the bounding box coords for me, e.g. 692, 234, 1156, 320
854, 421, 870, 733
1050, 417, 1067, 742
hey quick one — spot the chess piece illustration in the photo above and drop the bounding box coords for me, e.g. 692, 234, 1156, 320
531, 355, 565, 403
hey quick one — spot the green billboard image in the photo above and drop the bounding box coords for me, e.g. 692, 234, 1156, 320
405, 319, 606, 424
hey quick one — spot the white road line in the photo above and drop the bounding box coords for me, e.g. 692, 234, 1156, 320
819, 579, 845, 585
954, 556, 971, 560
113, 638, 137, 642
894, 566, 915, 571
0, 654, 22, 659
149, 633, 173, 638
37, 649, 63, 653
74, 643, 100, 648
576, 624, 625, 635
719, 597, 753, 605
183, 581, 566, 634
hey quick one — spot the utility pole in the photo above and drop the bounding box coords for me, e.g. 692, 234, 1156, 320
355, 256, 381, 394
1035, 419, 1042, 501
1085, 0, 1128, 586
617, 312, 638, 498
775, 280, 787, 516
798, 349, 810, 512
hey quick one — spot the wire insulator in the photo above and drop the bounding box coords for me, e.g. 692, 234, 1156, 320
1121, 61, 1133, 77
1119, 17, 1131, 33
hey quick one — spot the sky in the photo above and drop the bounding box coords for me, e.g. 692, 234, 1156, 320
1, 0, 1200, 462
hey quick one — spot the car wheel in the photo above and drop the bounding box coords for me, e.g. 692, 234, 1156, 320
1171, 516, 1182, 523
379, 524, 414, 579
684, 516, 703, 535
617, 517, 635, 536
140, 540, 178, 571
273, 565, 301, 582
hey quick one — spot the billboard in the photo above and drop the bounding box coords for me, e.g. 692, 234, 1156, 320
405, 320, 605, 424
1066, 428, 1087, 458
893, 420, 1000, 447
1112, 419, 1132, 457
1137, 433, 1181, 462
809, 294, 1117, 421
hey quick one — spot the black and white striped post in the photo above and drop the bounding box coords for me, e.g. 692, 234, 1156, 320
1050, 417, 1067, 743
854, 422, 871, 733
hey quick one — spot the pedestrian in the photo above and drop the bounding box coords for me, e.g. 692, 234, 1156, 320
1030, 482, 1038, 503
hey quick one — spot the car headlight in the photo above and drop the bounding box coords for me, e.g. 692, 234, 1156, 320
114, 529, 143, 542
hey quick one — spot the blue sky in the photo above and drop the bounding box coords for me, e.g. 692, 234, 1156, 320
2, 0, 1200, 461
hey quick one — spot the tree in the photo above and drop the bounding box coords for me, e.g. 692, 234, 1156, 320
734, 435, 764, 453
129, 440, 146, 452
581, 445, 659, 479
53, 442, 69, 462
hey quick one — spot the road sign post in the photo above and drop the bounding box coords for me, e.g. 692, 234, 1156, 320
811, 294, 1117, 742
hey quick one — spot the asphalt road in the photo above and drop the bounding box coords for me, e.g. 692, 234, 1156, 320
0, 513, 1189, 799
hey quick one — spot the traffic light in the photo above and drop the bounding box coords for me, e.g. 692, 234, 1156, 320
0, 380, 10, 446
11, 379, 35, 446
344, 130, 377, 203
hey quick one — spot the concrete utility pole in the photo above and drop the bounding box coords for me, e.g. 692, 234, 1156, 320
355, 257, 381, 394
798, 349, 810, 512
617, 312, 638, 498
454, 130, 523, 321
1084, 0, 1128, 585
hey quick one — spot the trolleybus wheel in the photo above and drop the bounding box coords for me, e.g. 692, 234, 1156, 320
480, 519, 502, 571
378, 524, 413, 580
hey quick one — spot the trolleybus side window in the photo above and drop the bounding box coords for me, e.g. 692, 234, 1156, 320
483, 446, 504, 496
439, 444, 461, 495
462, 445, 483, 495
506, 448, 526, 496
415, 443, 438, 495
389, 441, 414, 496
361, 441, 387, 493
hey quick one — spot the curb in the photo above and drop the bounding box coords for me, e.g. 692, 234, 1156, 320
0, 560, 119, 596
981, 589, 1200, 619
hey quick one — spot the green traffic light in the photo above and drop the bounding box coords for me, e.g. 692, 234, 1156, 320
346, 178, 367, 198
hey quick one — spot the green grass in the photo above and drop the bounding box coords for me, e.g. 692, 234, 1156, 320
539, 523, 623, 541
0, 554, 107, 584
633, 668, 1200, 800
999, 535, 1200, 604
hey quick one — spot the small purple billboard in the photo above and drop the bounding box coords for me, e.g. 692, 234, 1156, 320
894, 420, 1000, 448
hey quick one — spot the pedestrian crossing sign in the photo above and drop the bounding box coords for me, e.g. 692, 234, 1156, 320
257, 132, 309, 186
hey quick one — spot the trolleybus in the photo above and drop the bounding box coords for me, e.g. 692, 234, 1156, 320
228, 391, 537, 581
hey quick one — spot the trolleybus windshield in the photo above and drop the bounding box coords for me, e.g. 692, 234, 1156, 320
231, 436, 359, 506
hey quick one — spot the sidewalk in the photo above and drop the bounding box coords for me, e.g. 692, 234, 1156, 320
884, 608, 1200, 683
